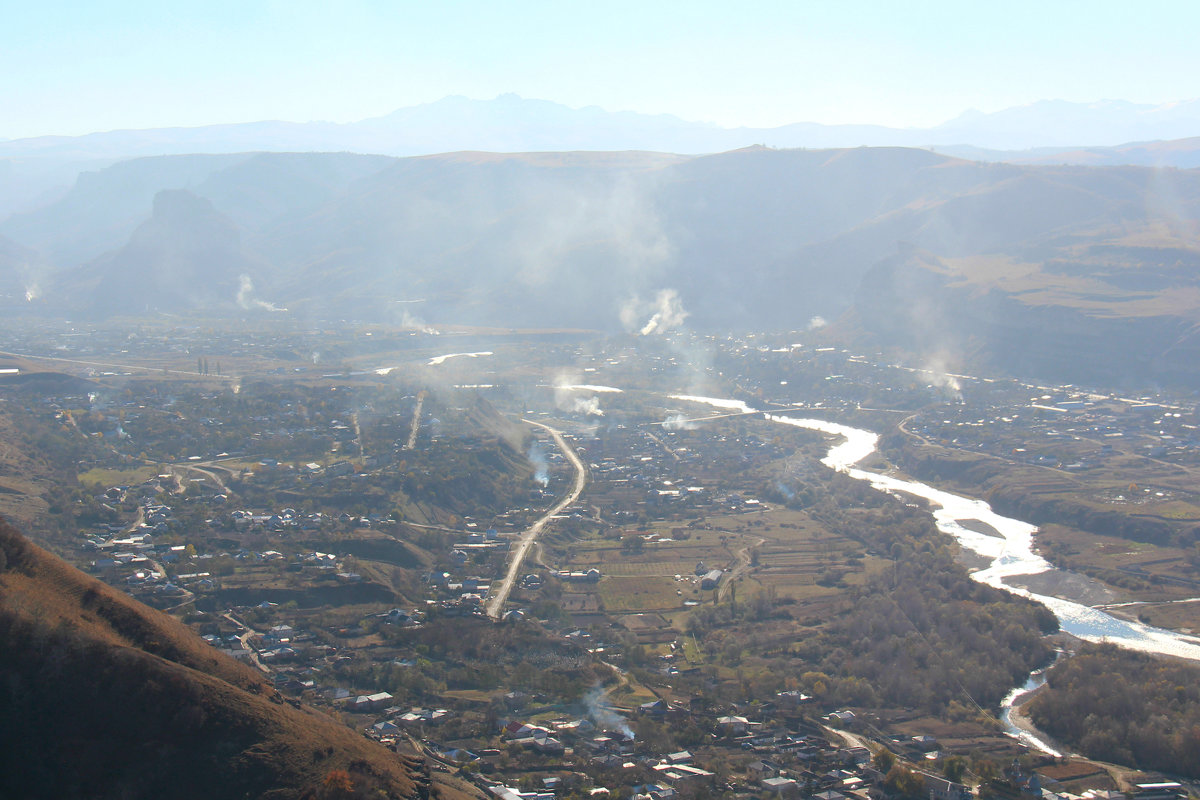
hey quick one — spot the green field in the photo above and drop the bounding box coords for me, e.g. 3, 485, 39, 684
77, 465, 158, 488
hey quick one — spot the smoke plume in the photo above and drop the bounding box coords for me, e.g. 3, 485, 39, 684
399, 309, 439, 335
236, 274, 287, 312
621, 288, 689, 335
528, 441, 549, 486
662, 414, 697, 431
582, 683, 634, 739
570, 396, 604, 416
920, 357, 963, 402
552, 371, 607, 416
510, 173, 673, 291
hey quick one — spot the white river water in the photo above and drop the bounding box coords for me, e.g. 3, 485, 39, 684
671, 395, 1200, 753
427, 351, 493, 366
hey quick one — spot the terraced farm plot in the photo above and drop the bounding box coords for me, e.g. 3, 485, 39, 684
548, 500, 891, 627
559, 592, 601, 613
1147, 499, 1200, 520
759, 546, 846, 570
706, 508, 881, 602
596, 575, 687, 612
77, 465, 158, 488
737, 573, 836, 603
1111, 596, 1200, 634
602, 560, 700, 577
563, 528, 740, 573
1037, 522, 1200, 608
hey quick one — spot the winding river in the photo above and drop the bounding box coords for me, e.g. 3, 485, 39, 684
672, 396, 1200, 752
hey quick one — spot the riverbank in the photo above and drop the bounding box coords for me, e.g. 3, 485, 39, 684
676, 396, 1200, 658
1005, 680, 1069, 757
671, 394, 1200, 781
887, 431, 1200, 605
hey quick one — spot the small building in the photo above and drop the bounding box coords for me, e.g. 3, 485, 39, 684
762, 777, 800, 797
1132, 784, 1186, 800
749, 760, 782, 780
838, 746, 870, 765
927, 777, 972, 800
716, 715, 748, 734
554, 568, 602, 582
639, 699, 668, 717
347, 691, 394, 712
372, 720, 400, 737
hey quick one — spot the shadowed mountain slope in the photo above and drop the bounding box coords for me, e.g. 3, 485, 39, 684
5, 146, 1200, 385
66, 189, 273, 315
0, 232, 49, 303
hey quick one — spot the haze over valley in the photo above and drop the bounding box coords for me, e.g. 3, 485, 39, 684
7, 3, 1200, 797
5, 138, 1200, 390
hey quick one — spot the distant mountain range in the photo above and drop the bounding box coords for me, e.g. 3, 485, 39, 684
4, 146, 1200, 387
940, 136, 1200, 169
4, 94, 1200, 220
5, 94, 1200, 160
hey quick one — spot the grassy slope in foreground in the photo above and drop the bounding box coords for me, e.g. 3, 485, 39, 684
0, 517, 426, 800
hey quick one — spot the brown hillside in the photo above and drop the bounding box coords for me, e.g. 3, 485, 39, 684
0, 518, 431, 800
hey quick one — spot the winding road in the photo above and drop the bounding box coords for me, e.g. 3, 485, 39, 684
718, 535, 765, 602
485, 420, 587, 619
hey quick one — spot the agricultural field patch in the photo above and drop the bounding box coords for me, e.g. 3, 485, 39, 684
597, 561, 693, 577
77, 465, 159, 488
596, 575, 688, 612
1037, 523, 1200, 602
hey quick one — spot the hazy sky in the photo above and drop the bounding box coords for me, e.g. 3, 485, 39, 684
3, 0, 1199, 139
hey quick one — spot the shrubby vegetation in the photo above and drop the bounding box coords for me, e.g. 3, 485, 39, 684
883, 429, 1200, 551
802, 473, 1056, 711
333, 617, 608, 707
1027, 643, 1200, 775
685, 469, 1055, 715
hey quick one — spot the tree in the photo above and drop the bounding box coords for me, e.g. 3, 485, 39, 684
971, 754, 998, 781
884, 764, 925, 800
320, 769, 354, 799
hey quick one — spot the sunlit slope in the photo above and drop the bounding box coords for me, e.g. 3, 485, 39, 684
853, 220, 1200, 386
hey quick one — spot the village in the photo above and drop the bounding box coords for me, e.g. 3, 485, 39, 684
2, 322, 1199, 799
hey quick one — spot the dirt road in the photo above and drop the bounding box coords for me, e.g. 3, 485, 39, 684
485, 420, 586, 618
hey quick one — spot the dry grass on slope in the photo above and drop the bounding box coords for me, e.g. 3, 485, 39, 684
0, 519, 428, 800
